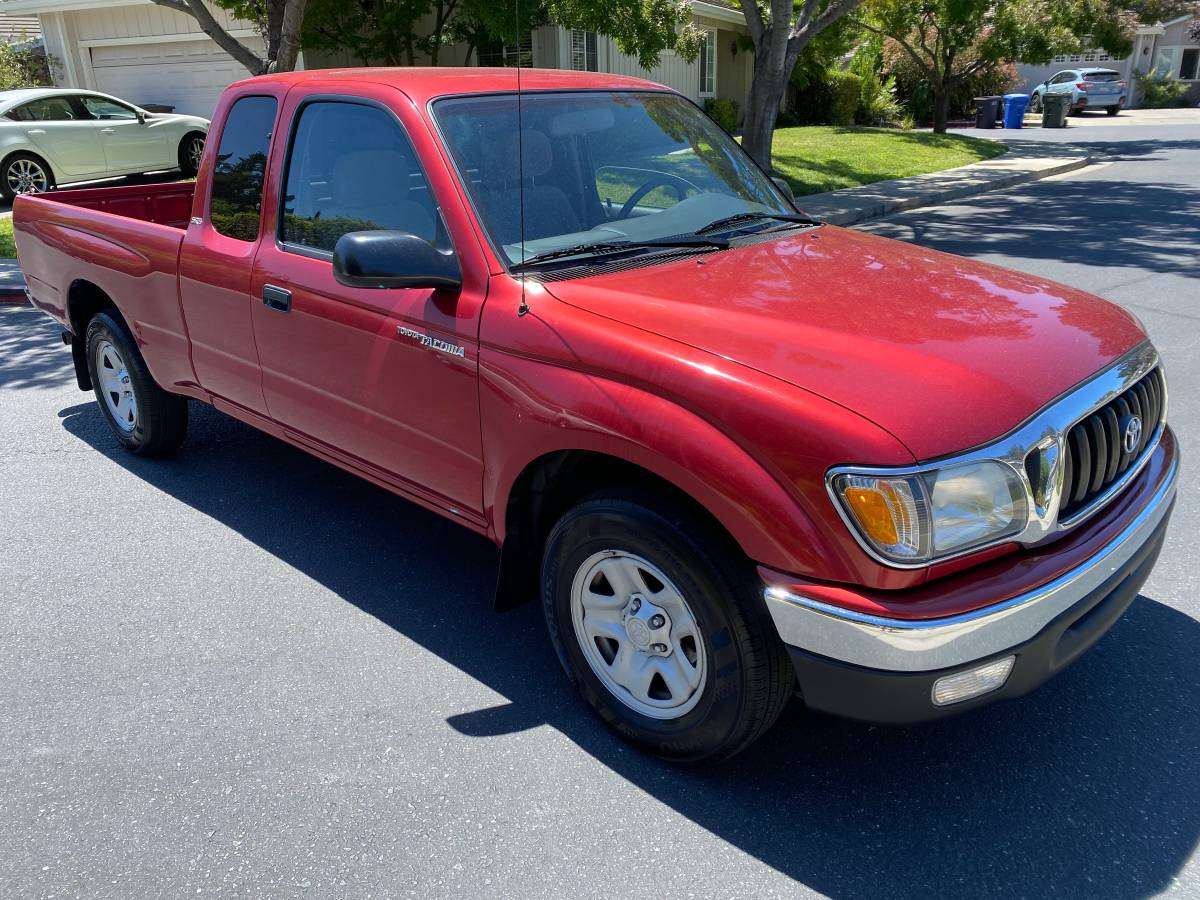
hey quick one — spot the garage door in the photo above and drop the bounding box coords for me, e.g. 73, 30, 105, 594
90, 38, 265, 119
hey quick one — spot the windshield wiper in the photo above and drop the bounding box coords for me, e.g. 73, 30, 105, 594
511, 237, 728, 272
694, 211, 821, 236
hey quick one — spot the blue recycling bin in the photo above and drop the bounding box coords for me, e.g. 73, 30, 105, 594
1002, 93, 1030, 128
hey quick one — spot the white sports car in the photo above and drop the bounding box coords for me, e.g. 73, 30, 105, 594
0, 88, 209, 201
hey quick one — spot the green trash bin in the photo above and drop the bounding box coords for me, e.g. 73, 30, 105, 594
1042, 93, 1070, 128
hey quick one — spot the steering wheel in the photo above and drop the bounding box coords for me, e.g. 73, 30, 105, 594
616, 174, 690, 220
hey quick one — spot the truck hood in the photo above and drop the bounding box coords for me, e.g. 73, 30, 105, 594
541, 226, 1147, 461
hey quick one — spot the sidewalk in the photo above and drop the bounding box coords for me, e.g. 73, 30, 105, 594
799, 137, 1092, 226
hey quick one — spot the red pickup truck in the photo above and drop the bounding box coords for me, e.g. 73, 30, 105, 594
14, 68, 1177, 762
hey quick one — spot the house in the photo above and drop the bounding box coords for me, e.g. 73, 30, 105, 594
0, 0, 753, 119
1015, 15, 1200, 107
0, 11, 39, 42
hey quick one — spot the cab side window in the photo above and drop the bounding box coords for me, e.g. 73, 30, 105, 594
280, 100, 439, 255
80, 96, 139, 120
210, 95, 277, 242
10, 97, 77, 121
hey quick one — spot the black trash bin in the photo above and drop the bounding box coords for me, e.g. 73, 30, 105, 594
1041, 93, 1070, 128
974, 96, 1001, 129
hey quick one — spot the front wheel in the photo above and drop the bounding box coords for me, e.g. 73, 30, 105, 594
1029, 93, 1043, 114
86, 311, 188, 455
541, 493, 794, 763
1, 152, 54, 202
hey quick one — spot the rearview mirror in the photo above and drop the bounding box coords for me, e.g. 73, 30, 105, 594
333, 231, 462, 290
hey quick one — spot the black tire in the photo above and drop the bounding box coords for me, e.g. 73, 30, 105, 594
1029, 93, 1043, 114
1, 151, 55, 203
178, 132, 206, 177
86, 311, 187, 456
541, 492, 794, 763
1106, 105, 1120, 116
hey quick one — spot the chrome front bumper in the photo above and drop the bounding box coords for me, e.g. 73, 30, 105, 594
764, 454, 1178, 673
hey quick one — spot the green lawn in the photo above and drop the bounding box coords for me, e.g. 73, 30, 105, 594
769, 126, 1007, 197
0, 216, 13, 258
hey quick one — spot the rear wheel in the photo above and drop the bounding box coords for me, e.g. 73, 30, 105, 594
541, 493, 794, 763
86, 311, 187, 455
1, 152, 54, 202
178, 132, 206, 177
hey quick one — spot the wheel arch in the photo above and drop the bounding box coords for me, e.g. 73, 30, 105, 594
493, 449, 752, 611
64, 279, 125, 391
0, 146, 59, 188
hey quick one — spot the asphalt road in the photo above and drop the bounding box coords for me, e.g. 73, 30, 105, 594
2, 112, 1199, 898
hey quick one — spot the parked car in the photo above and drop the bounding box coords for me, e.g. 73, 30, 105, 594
13, 69, 1177, 763
1030, 68, 1129, 116
0, 88, 208, 201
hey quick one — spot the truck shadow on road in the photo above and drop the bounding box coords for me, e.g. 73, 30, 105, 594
55, 393, 1200, 899
865, 175, 1200, 280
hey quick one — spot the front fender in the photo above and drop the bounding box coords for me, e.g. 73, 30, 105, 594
478, 287, 919, 588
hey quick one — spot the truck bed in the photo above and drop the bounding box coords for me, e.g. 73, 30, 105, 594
29, 180, 197, 230
13, 180, 198, 393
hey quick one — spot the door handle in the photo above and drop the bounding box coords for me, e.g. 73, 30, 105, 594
262, 284, 291, 312
28, 128, 45, 135
99, 128, 116, 135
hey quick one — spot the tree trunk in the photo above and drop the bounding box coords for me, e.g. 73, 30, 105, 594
931, 80, 950, 133
739, 24, 793, 170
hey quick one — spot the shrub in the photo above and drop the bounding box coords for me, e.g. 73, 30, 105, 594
0, 41, 53, 89
829, 70, 862, 126
883, 38, 1016, 125
1134, 70, 1190, 108
857, 70, 905, 127
703, 97, 740, 133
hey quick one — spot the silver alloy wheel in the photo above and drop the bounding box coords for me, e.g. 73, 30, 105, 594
570, 550, 708, 719
95, 339, 138, 434
7, 157, 48, 195
186, 136, 205, 170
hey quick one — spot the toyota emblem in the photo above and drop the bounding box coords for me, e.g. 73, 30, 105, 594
1122, 415, 1142, 454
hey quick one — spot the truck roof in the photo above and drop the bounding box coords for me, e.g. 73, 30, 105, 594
228, 67, 671, 106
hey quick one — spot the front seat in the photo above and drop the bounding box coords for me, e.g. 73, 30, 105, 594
324, 148, 436, 242
479, 129, 582, 247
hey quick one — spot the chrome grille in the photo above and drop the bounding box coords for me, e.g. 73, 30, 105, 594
1059, 366, 1165, 520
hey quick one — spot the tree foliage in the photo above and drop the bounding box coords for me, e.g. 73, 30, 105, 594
855, 0, 1193, 131
0, 43, 53, 90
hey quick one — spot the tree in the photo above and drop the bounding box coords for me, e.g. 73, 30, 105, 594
149, 0, 311, 75
303, 0, 430, 66
859, 0, 1196, 133
735, 0, 869, 169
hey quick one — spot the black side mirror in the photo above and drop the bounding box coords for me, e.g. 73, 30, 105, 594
333, 231, 462, 290
771, 175, 797, 207
136, 111, 147, 125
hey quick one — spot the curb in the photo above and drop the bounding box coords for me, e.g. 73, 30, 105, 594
799, 149, 1093, 227
0, 258, 27, 305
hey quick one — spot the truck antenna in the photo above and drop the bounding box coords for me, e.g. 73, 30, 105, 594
515, 0, 530, 317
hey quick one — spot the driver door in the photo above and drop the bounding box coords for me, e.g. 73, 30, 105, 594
249, 89, 487, 517
77, 94, 168, 172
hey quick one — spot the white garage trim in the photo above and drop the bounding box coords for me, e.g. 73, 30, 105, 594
77, 29, 260, 48
79, 36, 266, 117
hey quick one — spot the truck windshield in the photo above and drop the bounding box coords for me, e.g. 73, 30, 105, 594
433, 91, 793, 267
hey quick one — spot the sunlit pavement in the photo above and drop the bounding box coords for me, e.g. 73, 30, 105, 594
1, 116, 1199, 896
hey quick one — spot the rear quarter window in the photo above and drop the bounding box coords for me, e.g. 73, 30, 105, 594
210, 95, 277, 242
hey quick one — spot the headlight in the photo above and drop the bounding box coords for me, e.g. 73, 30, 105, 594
831, 461, 1028, 565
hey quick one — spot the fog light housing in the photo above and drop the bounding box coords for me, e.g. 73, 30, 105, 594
931, 656, 1015, 706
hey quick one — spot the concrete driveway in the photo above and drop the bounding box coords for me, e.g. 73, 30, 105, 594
2, 116, 1199, 897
